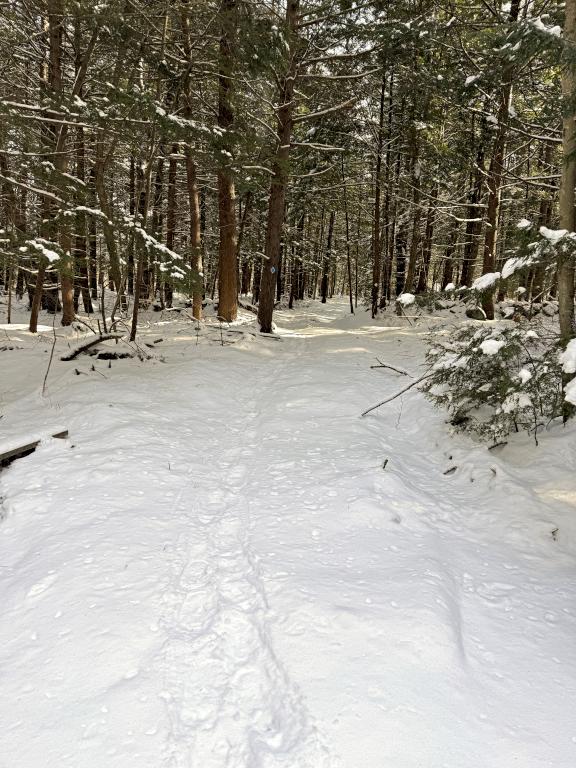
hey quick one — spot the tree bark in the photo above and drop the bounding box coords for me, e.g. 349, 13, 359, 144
416, 188, 436, 293
289, 212, 306, 308
342, 160, 354, 314
395, 222, 407, 296
164, 143, 178, 309
217, 0, 238, 322
30, 4, 63, 332
559, 0, 576, 345
371, 71, 386, 317
480, 0, 520, 319
94, 139, 123, 296
73, 126, 93, 313
72, 15, 92, 314
236, 190, 252, 294
320, 211, 335, 304
460, 118, 486, 287
180, 4, 204, 321
441, 230, 457, 290
257, 0, 300, 333
404, 122, 423, 292
185, 148, 203, 320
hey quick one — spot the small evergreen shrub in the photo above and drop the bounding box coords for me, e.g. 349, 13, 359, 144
422, 322, 563, 442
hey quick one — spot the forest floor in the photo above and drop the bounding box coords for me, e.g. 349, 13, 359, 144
0, 297, 575, 768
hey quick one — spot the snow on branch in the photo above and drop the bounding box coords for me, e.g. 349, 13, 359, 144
25, 239, 62, 264
292, 97, 357, 124
471, 272, 500, 291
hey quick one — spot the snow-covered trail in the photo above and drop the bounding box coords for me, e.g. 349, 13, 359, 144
1, 299, 575, 768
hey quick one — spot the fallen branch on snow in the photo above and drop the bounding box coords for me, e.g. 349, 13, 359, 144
238, 299, 258, 315
60, 334, 123, 361
361, 372, 432, 417
370, 358, 412, 377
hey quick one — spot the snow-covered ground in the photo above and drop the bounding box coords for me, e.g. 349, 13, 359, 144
1, 298, 575, 768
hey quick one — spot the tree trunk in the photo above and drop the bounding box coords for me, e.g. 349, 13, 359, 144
531, 145, 554, 301
164, 143, 178, 309
404, 124, 422, 292
94, 138, 123, 296
88, 166, 98, 299
480, 0, 520, 319
321, 211, 335, 304
559, 0, 576, 346
217, 0, 238, 322
342, 160, 354, 314
56, 0, 74, 327
73, 126, 93, 313
127, 155, 136, 294
236, 190, 252, 295
371, 71, 386, 317
380, 71, 394, 308
185, 150, 203, 320
460, 120, 486, 287
150, 145, 165, 307
416, 189, 436, 293
30, 3, 64, 332
179, 5, 204, 321
289, 212, 305, 309
395, 222, 407, 296
442, 230, 457, 289
257, 0, 300, 333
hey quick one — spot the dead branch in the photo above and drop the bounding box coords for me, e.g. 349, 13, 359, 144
362, 373, 432, 417
370, 358, 412, 377
61, 334, 122, 361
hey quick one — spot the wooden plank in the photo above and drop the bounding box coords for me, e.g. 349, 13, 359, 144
0, 430, 68, 467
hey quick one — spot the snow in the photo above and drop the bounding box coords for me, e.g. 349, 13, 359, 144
0, 323, 53, 332
0, 426, 67, 456
531, 17, 562, 37
565, 378, 576, 406
74, 206, 107, 218
26, 239, 60, 263
444, 282, 455, 291
560, 340, 576, 406
540, 226, 567, 243
518, 367, 533, 384
502, 256, 529, 279
479, 338, 505, 355
517, 218, 532, 230
472, 272, 500, 291
1, 299, 576, 768
501, 392, 532, 413
397, 292, 415, 307
560, 339, 576, 375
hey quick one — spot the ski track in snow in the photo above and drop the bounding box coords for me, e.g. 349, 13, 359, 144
1, 298, 576, 768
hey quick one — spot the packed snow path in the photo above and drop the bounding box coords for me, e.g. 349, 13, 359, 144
1, 299, 576, 768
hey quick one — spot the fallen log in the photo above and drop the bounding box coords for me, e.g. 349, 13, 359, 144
0, 429, 68, 467
61, 334, 123, 361
238, 299, 258, 314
